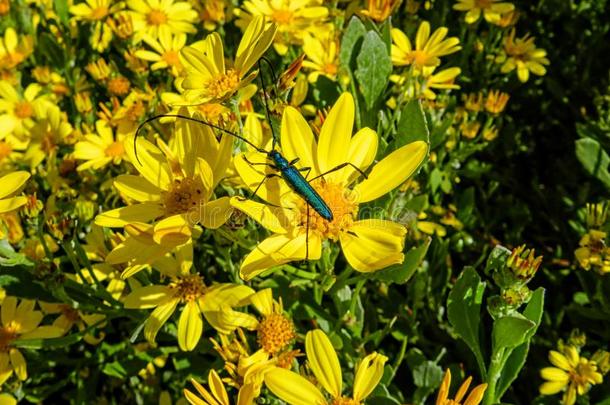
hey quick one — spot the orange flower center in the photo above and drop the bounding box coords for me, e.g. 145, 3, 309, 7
90, 6, 109, 19
171, 274, 206, 302
107, 77, 131, 96
206, 69, 240, 100
196, 103, 228, 124
275, 349, 301, 368
0, 141, 12, 160
0, 0, 9, 15
295, 180, 358, 241
257, 313, 295, 355
271, 9, 293, 24
104, 140, 125, 158
330, 398, 360, 405
13, 101, 34, 119
162, 50, 181, 67
323, 63, 338, 76
409, 50, 430, 67
0, 326, 18, 352
41, 131, 57, 153
163, 177, 205, 216
147, 9, 168, 25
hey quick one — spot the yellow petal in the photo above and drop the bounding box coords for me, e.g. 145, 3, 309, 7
353, 352, 388, 401
185, 379, 216, 405
229, 197, 290, 234
235, 16, 277, 74
353, 141, 427, 203
234, 152, 290, 206
0, 393, 17, 405
239, 232, 322, 281
9, 348, 26, 381
539, 380, 566, 395
463, 383, 487, 405
548, 350, 570, 370
0, 171, 30, 199
144, 298, 179, 345
339, 220, 407, 272
247, 288, 274, 316
152, 214, 192, 246
95, 203, 164, 227
339, 127, 378, 185
123, 285, 173, 309
199, 284, 256, 334
18, 325, 64, 340
1, 296, 16, 326
178, 300, 203, 351
125, 135, 171, 190
281, 106, 318, 175
201, 197, 232, 229
114, 174, 162, 202
305, 329, 342, 397
540, 367, 569, 382
208, 369, 230, 405
317, 93, 354, 176
264, 367, 326, 405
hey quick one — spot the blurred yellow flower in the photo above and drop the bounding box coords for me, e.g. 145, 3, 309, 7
453, 0, 514, 24
74, 119, 128, 171
237, 0, 328, 55
500, 29, 549, 83
0, 28, 33, 71
231, 92, 427, 279
179, 16, 276, 104
264, 329, 387, 404
0, 171, 30, 214
184, 369, 256, 405
39, 302, 106, 345
135, 32, 187, 76
25, 106, 74, 168
302, 30, 339, 83
575, 229, 610, 274
127, 0, 198, 42
391, 21, 461, 69
540, 345, 603, 405
360, 0, 401, 22
0, 297, 63, 385
435, 368, 487, 405
0, 81, 53, 139
193, 0, 229, 31
70, 0, 125, 51
484, 90, 510, 114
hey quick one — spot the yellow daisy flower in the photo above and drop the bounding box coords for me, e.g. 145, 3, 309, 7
179, 16, 276, 104
70, 0, 125, 51
0, 81, 53, 139
302, 30, 339, 83
0, 297, 63, 385
391, 66, 461, 100
237, 0, 329, 55
575, 229, 610, 274
484, 90, 510, 114
127, 0, 198, 42
540, 345, 603, 405
184, 369, 256, 405
231, 92, 428, 279
135, 31, 186, 76
435, 369, 487, 405
122, 244, 255, 351
24, 106, 74, 168
391, 21, 461, 69
0, 28, 33, 71
74, 119, 128, 171
94, 108, 233, 253
500, 29, 549, 83
264, 329, 388, 404
0, 171, 30, 214
453, 0, 515, 24
194, 0, 229, 31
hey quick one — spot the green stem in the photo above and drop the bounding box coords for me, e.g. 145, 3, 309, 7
483, 348, 506, 405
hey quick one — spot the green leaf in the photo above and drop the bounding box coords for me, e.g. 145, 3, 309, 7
0, 267, 55, 301
484, 245, 511, 276
38, 33, 66, 69
0, 239, 33, 267
575, 137, 610, 189
494, 288, 545, 399
447, 267, 487, 375
355, 31, 392, 110
369, 238, 431, 284
339, 16, 367, 70
53, 0, 69, 25
396, 99, 430, 147
492, 315, 535, 352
